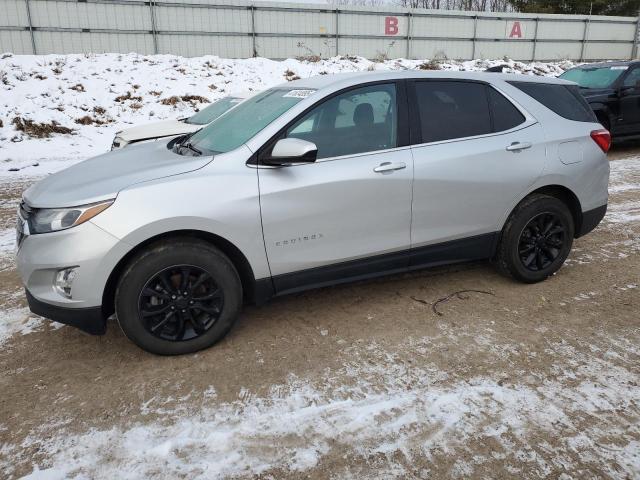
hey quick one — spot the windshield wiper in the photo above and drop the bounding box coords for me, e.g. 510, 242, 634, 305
172, 132, 202, 156
179, 141, 202, 156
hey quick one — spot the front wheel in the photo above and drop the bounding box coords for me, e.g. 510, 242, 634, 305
495, 194, 574, 283
115, 239, 242, 355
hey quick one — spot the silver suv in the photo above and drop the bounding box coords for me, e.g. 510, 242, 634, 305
16, 71, 610, 355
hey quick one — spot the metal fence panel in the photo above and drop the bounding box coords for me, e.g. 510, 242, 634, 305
33, 30, 155, 54
1, 0, 638, 60
588, 21, 636, 41
155, 4, 250, 33
585, 42, 633, 60
411, 15, 474, 39
338, 37, 408, 60
0, 30, 33, 54
157, 33, 252, 57
534, 41, 582, 61
411, 39, 472, 59
28, 0, 151, 30
1, 0, 30, 26
536, 20, 584, 41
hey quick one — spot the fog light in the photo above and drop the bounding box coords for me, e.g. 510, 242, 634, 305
54, 267, 78, 299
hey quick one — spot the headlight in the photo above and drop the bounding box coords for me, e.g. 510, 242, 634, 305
112, 135, 127, 150
29, 200, 114, 234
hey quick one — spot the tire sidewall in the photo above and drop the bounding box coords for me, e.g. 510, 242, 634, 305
116, 241, 242, 355
504, 197, 574, 283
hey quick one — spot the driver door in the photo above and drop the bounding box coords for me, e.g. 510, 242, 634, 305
257, 82, 413, 293
619, 67, 640, 135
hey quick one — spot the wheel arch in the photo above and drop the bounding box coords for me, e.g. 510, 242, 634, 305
503, 185, 583, 238
101, 230, 272, 318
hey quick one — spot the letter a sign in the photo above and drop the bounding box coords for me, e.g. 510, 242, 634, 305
507, 21, 525, 39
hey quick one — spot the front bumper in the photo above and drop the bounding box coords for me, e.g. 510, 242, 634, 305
25, 289, 106, 334
16, 219, 131, 333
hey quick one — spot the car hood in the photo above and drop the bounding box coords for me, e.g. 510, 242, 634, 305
118, 119, 201, 142
24, 140, 212, 208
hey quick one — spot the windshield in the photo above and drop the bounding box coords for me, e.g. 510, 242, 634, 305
559, 66, 627, 89
189, 88, 313, 155
185, 96, 243, 125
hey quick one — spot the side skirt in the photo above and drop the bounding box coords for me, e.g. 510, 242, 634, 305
268, 232, 499, 298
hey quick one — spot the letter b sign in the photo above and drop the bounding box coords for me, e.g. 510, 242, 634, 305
385, 16, 398, 35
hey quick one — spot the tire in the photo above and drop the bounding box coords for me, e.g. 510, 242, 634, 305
115, 238, 242, 355
495, 194, 574, 284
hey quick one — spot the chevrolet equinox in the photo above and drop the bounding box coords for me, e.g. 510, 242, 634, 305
16, 71, 611, 355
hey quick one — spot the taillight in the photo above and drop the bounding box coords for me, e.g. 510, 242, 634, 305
590, 129, 611, 153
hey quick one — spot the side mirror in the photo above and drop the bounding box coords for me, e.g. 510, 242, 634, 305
263, 138, 317, 166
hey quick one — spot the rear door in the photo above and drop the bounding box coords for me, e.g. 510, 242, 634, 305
408, 80, 546, 261
257, 82, 414, 292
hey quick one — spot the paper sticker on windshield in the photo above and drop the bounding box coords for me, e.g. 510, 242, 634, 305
283, 89, 315, 99
610, 66, 628, 70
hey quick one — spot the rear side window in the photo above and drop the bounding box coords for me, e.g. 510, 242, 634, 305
508, 81, 596, 122
414, 81, 492, 143
487, 87, 525, 132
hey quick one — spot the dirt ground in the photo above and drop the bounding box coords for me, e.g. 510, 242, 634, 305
0, 146, 639, 479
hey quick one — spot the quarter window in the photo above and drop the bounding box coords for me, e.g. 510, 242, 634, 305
508, 81, 596, 123
414, 81, 492, 143
285, 83, 397, 159
487, 87, 526, 132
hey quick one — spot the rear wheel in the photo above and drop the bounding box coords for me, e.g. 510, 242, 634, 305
496, 194, 574, 283
115, 239, 242, 355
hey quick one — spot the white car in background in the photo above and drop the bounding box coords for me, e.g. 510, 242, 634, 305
111, 93, 251, 149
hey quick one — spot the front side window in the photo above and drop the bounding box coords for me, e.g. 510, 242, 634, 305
284, 83, 397, 160
414, 81, 492, 143
190, 88, 313, 154
623, 68, 640, 87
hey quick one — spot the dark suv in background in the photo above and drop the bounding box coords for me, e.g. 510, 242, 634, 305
560, 60, 640, 141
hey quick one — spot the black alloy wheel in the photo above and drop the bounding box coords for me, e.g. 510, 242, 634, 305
138, 265, 224, 341
495, 193, 574, 283
518, 212, 566, 272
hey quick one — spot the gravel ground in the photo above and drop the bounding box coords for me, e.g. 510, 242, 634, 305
0, 146, 638, 479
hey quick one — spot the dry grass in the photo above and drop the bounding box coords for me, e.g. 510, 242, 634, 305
417, 60, 441, 70
161, 95, 209, 106
115, 91, 142, 103
284, 69, 301, 81
93, 106, 106, 115
12, 117, 74, 138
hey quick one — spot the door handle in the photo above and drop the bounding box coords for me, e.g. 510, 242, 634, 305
373, 161, 407, 173
506, 141, 532, 152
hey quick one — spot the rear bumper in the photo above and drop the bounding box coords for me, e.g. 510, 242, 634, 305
577, 204, 607, 237
25, 289, 106, 335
